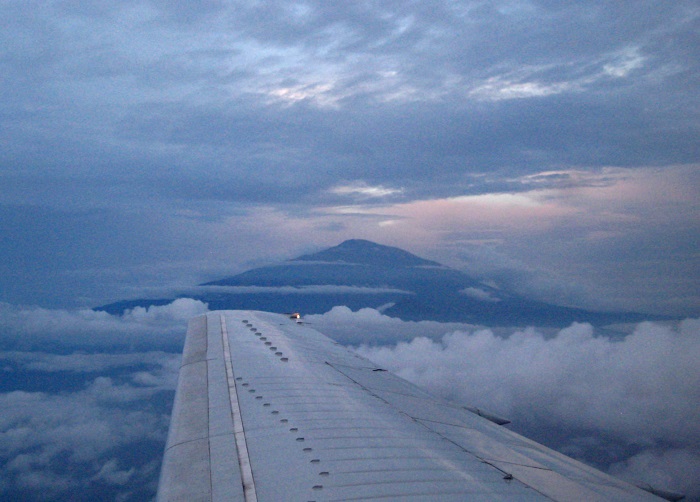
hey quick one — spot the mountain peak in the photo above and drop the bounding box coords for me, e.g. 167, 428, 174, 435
292, 239, 441, 268
99, 238, 663, 327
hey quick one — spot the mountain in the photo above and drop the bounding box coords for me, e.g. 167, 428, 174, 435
293, 239, 441, 267
98, 239, 662, 326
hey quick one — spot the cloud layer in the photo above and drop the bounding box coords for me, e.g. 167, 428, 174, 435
0, 298, 207, 351
1, 300, 699, 500
314, 307, 700, 498
0, 300, 204, 501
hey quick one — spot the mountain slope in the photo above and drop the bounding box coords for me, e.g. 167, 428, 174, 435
99, 240, 662, 326
292, 239, 441, 267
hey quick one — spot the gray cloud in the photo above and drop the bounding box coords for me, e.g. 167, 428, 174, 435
2, 1, 697, 206
610, 449, 700, 501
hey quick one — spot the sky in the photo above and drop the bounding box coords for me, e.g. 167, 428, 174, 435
0, 0, 698, 315
1, 1, 700, 501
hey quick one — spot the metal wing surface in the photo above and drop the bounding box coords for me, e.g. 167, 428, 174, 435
157, 310, 665, 501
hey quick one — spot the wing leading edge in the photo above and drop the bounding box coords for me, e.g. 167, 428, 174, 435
158, 310, 667, 501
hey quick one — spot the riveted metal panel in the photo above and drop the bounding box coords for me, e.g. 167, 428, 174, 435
159, 311, 665, 502
157, 314, 245, 502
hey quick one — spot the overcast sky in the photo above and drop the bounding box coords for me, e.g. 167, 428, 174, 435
0, 0, 698, 315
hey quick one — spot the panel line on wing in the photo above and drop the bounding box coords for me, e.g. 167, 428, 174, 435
323, 361, 547, 494
220, 314, 258, 502
205, 315, 213, 499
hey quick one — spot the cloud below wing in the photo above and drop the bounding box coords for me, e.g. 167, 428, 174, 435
0, 300, 207, 500
318, 309, 700, 499
0, 300, 699, 500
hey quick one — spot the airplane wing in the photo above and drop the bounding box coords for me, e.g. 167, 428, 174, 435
157, 310, 671, 501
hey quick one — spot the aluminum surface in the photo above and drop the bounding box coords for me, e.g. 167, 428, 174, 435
158, 310, 664, 501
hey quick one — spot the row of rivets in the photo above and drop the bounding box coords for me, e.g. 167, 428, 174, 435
241, 319, 325, 498
242, 319, 289, 363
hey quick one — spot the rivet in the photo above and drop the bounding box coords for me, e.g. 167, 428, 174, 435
281, 358, 289, 362
310, 459, 320, 463
263, 403, 270, 407
235, 377, 243, 381
312, 485, 323, 490
272, 410, 279, 414
241, 383, 249, 387
255, 396, 262, 400
248, 389, 255, 393
296, 437, 304, 441
303, 448, 312, 452
260, 337, 267, 340
269, 347, 277, 351
280, 419, 288, 423
319, 472, 329, 476
275, 352, 283, 356
264, 342, 272, 346
290, 428, 298, 432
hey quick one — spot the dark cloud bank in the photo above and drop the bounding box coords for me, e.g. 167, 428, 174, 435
0, 300, 698, 500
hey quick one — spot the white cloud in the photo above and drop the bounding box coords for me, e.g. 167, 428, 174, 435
120, 298, 209, 324
460, 287, 501, 302
469, 76, 577, 101
92, 459, 135, 486
0, 355, 176, 500
468, 46, 646, 102
197, 284, 413, 295
348, 313, 700, 496
0, 298, 208, 350
306, 305, 483, 345
0, 300, 194, 499
0, 381, 168, 463
0, 351, 178, 375
330, 181, 404, 199
355, 318, 700, 443
603, 47, 645, 78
